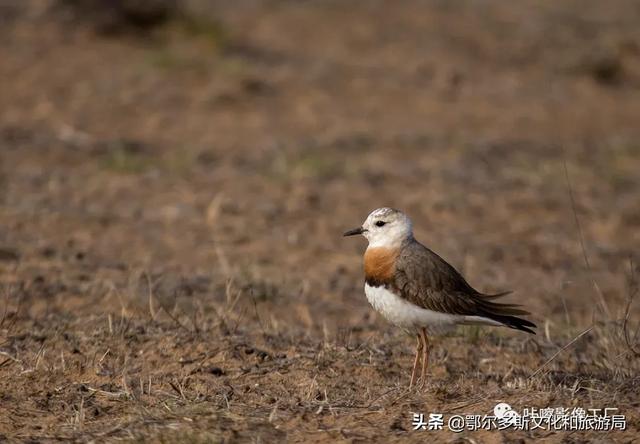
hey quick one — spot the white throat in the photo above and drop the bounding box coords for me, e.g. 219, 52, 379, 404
366, 234, 409, 249
364, 225, 412, 249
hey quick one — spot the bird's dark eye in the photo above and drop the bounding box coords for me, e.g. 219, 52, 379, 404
375, 220, 386, 227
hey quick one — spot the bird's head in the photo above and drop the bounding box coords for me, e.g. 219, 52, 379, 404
343, 207, 413, 248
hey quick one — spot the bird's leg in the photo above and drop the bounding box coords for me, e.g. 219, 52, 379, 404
419, 328, 430, 388
409, 334, 423, 388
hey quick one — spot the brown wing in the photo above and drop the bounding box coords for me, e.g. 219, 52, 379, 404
392, 240, 536, 334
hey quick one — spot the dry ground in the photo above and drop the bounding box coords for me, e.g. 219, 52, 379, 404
1, 1, 640, 442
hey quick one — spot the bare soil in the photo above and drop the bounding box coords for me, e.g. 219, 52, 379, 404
1, 1, 639, 442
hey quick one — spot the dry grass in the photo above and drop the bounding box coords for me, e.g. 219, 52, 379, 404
1, 1, 640, 442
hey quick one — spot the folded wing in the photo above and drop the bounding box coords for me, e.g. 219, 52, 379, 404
393, 241, 537, 334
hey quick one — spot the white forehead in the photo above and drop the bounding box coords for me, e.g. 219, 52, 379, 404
367, 207, 397, 220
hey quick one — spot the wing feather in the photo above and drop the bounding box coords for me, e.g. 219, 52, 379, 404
392, 240, 536, 334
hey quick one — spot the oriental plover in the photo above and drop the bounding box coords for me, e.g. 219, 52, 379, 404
344, 207, 536, 388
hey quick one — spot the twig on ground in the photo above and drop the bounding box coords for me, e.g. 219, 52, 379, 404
529, 326, 594, 379
622, 258, 640, 357
562, 153, 610, 317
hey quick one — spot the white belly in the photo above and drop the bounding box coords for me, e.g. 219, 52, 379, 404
364, 283, 502, 333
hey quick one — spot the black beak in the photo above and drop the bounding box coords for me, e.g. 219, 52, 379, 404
343, 227, 365, 237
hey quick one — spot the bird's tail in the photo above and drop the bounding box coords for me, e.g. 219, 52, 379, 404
476, 292, 537, 334
482, 313, 537, 334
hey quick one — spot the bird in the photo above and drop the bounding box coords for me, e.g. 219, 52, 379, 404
343, 207, 536, 388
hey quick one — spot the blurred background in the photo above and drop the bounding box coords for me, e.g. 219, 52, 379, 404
1, 0, 639, 440
0, 0, 640, 326
2, 0, 639, 325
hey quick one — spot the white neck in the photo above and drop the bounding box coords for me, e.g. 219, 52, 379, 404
366, 233, 411, 249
